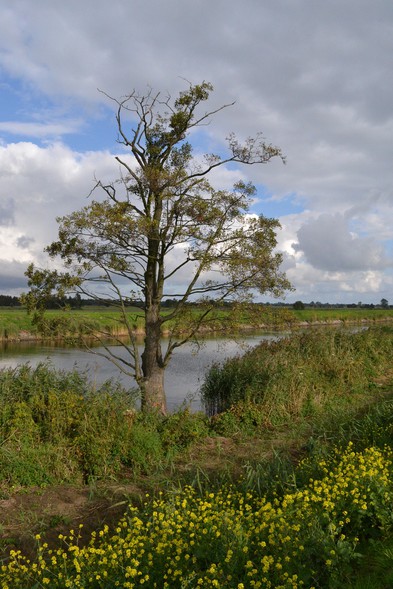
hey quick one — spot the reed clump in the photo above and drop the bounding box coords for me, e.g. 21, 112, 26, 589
201, 326, 393, 425
0, 364, 210, 488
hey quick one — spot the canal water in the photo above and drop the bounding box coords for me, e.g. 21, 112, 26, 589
0, 332, 282, 411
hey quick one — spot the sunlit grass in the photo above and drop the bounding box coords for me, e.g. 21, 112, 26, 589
201, 326, 393, 421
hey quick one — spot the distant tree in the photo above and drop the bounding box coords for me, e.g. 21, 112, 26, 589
24, 81, 291, 414
293, 300, 305, 310
381, 298, 389, 309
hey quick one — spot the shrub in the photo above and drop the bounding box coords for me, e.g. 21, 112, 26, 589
159, 408, 210, 450
0, 363, 142, 485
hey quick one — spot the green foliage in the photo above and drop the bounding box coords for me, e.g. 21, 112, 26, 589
0, 443, 75, 487
120, 420, 164, 474
0, 363, 149, 486
0, 364, 215, 488
159, 408, 210, 449
23, 81, 291, 414
292, 300, 305, 310
210, 400, 267, 437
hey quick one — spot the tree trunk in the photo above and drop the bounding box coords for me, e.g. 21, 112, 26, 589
140, 308, 167, 414
140, 364, 166, 414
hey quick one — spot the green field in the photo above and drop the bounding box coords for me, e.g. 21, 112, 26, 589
0, 306, 145, 340
290, 306, 393, 323
1, 305, 393, 340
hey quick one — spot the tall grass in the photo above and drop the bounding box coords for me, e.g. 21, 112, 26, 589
201, 326, 393, 424
2, 327, 392, 490
0, 363, 210, 488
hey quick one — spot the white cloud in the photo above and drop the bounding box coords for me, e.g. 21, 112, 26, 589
0, 120, 83, 138
0, 141, 120, 266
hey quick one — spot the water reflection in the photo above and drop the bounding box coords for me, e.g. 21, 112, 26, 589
0, 332, 283, 411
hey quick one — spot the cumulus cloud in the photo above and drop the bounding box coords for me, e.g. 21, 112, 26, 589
294, 212, 388, 272
0, 141, 120, 264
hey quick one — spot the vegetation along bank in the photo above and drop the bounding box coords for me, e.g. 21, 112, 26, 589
1, 326, 393, 586
1, 305, 393, 342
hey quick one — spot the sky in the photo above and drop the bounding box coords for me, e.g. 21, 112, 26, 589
0, 0, 392, 305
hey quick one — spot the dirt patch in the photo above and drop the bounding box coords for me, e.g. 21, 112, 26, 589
0, 482, 142, 562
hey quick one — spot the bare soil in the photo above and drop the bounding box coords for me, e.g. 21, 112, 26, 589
0, 482, 143, 562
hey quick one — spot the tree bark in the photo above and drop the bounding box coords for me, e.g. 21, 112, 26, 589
140, 307, 167, 414
140, 365, 166, 414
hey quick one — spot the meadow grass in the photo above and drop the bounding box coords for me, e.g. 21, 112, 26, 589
291, 307, 393, 323
0, 307, 146, 339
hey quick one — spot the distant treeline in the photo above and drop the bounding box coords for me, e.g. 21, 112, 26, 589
0, 295, 22, 307
0, 293, 391, 309
287, 300, 392, 310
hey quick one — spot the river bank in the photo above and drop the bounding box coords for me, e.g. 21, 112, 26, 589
2, 306, 393, 343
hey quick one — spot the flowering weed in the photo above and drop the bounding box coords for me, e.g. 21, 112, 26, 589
2, 443, 393, 588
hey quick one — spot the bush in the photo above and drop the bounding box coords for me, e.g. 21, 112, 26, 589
0, 364, 213, 487
0, 363, 143, 485
159, 408, 210, 450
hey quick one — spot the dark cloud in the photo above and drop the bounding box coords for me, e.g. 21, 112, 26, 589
0, 260, 29, 292
16, 235, 34, 248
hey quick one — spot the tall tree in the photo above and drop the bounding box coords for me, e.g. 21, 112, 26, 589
24, 81, 291, 413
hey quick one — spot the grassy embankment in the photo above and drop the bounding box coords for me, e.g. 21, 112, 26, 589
1, 327, 393, 586
1, 305, 393, 341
